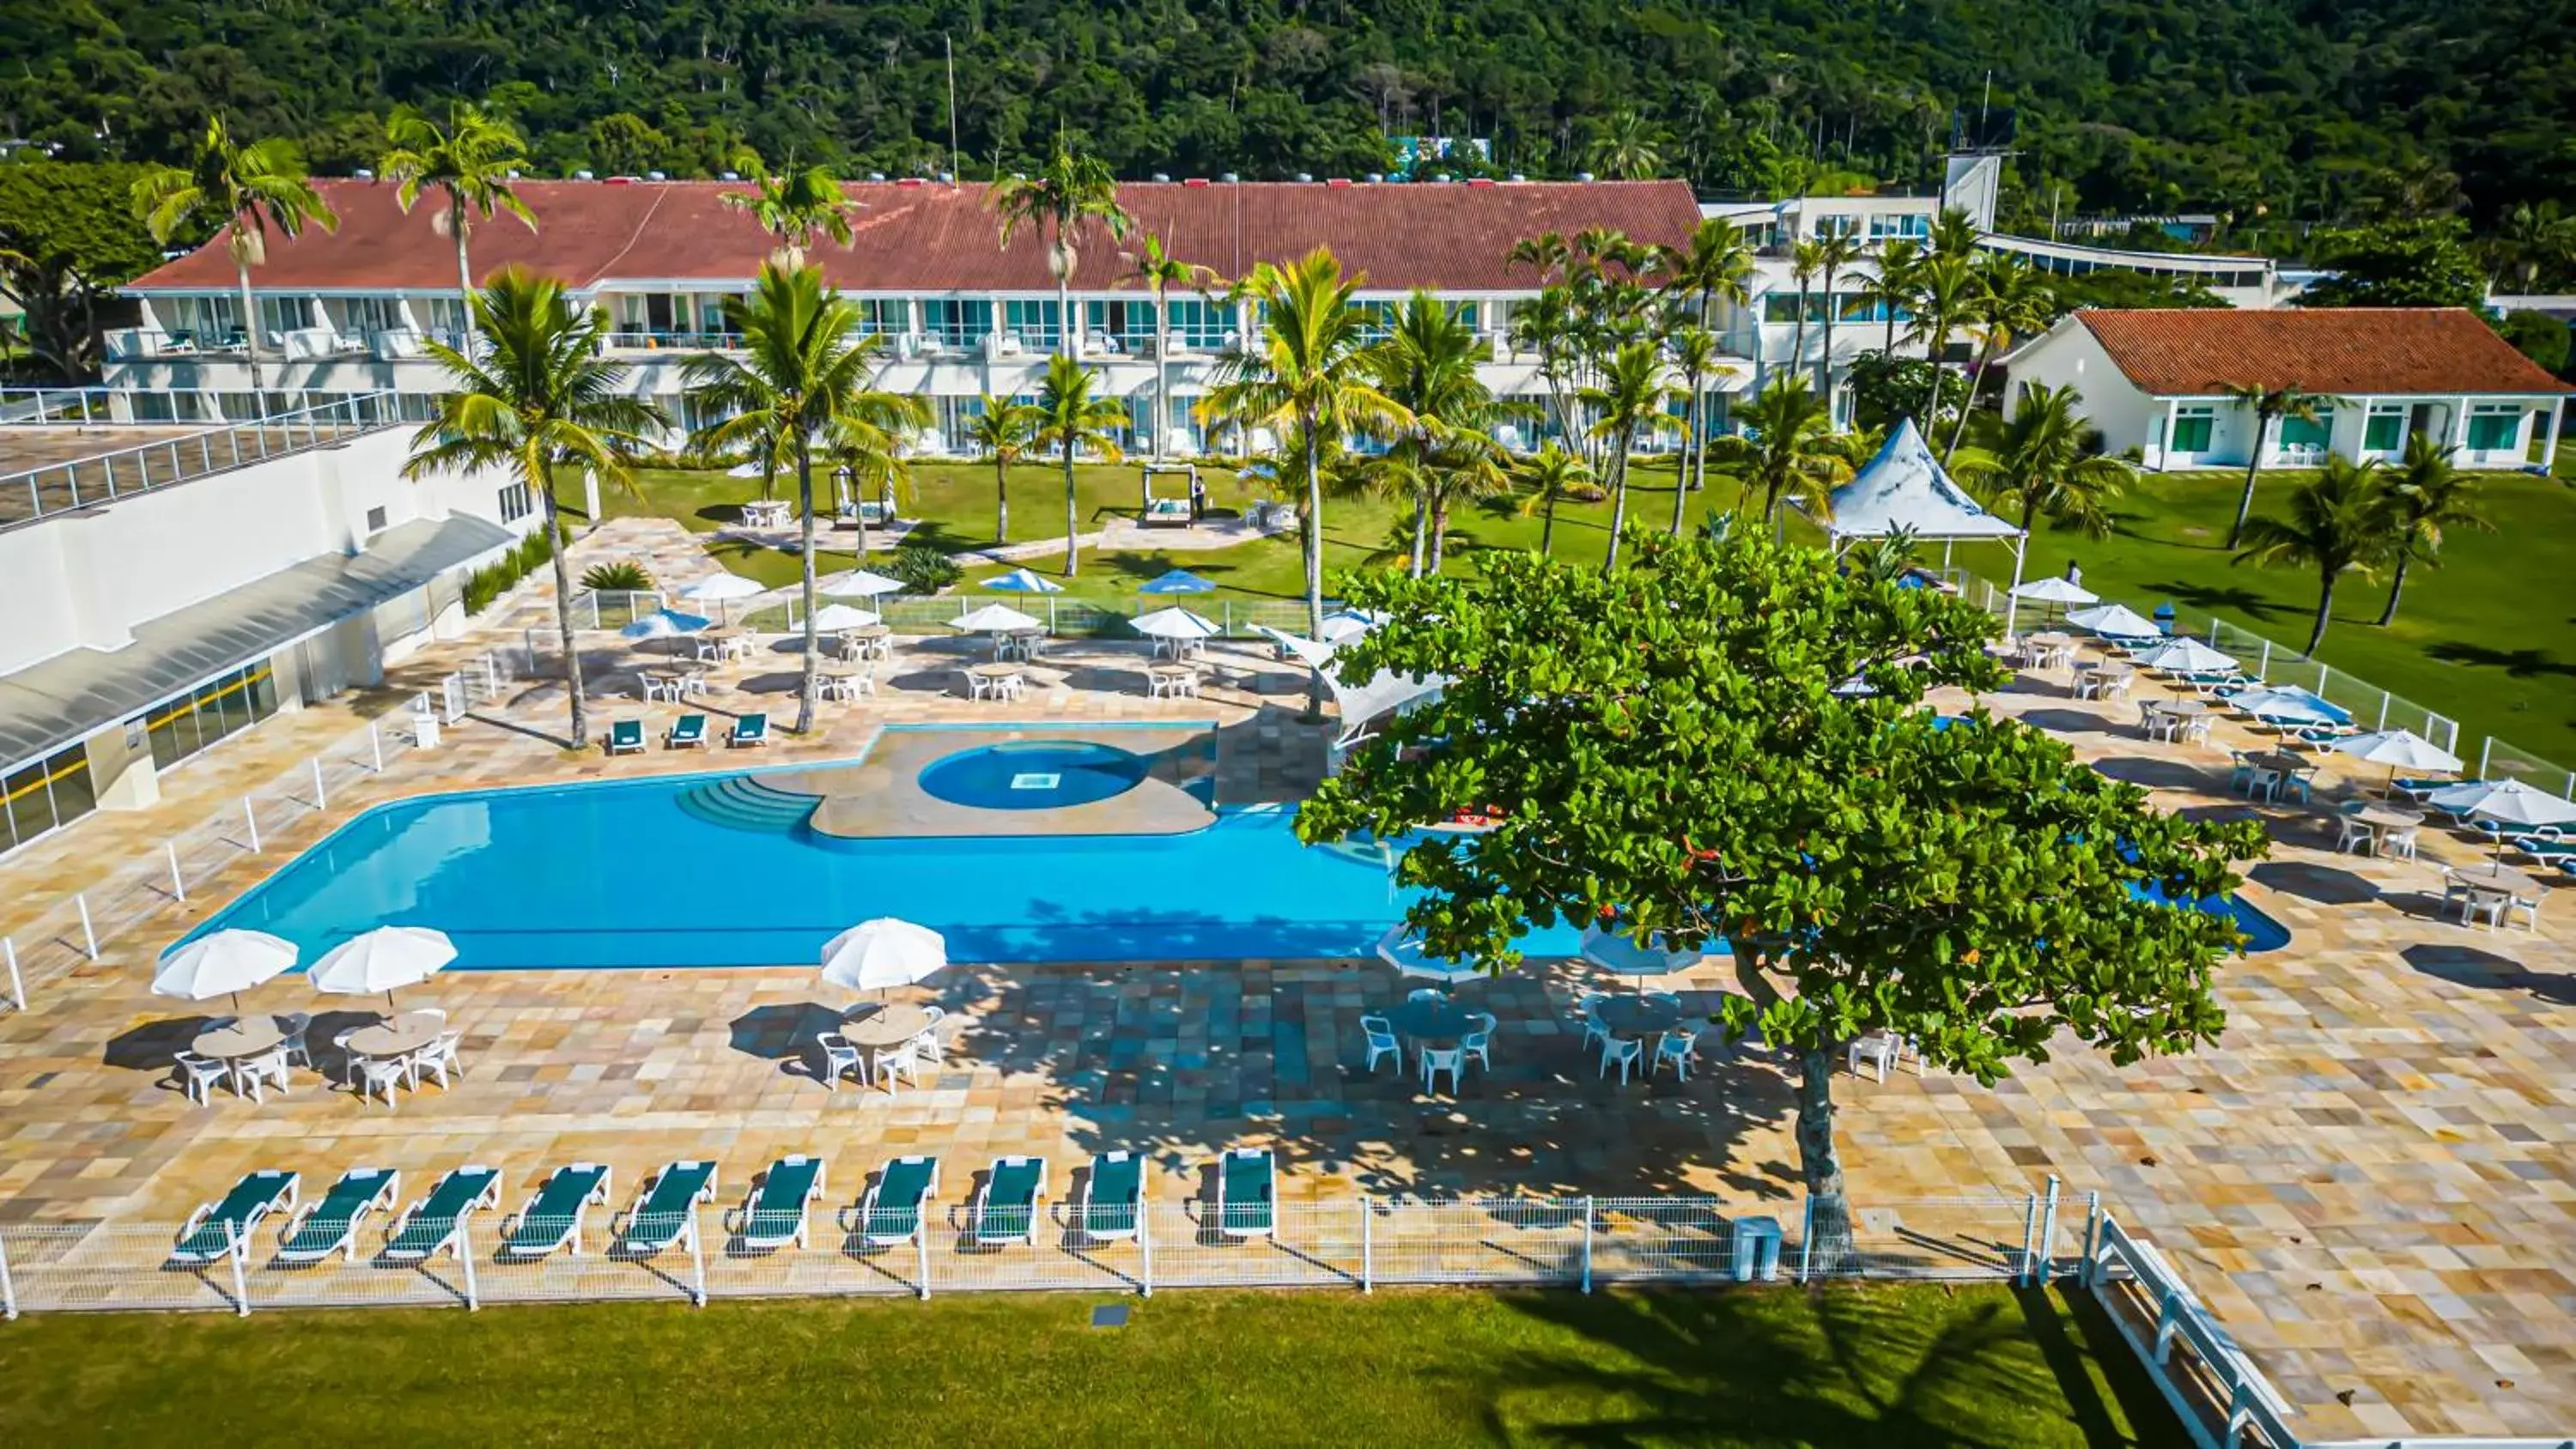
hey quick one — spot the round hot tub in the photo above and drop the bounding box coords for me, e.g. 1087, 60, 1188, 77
916, 740, 1151, 811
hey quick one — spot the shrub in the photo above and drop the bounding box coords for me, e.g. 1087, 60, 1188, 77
580, 561, 654, 593
461, 521, 562, 615
890, 543, 960, 594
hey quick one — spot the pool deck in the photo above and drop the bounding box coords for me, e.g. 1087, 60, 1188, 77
0, 520, 2572, 1440
801, 724, 1218, 839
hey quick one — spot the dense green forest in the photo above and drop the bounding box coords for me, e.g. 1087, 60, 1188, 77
3, 0, 2572, 233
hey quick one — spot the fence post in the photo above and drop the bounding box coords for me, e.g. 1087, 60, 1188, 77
2257, 640, 2271, 677
915, 1221, 932, 1300
0, 1222, 15, 1319
2078, 1192, 2102, 1288
370, 723, 383, 773
1359, 1198, 1373, 1294
1580, 1195, 1595, 1294
243, 798, 261, 853
459, 1217, 479, 1311
1796, 1194, 1816, 1284
1139, 1197, 1153, 1298
4, 937, 24, 1012
2018, 1191, 2043, 1286
687, 1207, 708, 1307
2479, 736, 2494, 779
311, 757, 327, 811
2038, 1176, 2062, 1285
227, 1217, 252, 1317
76, 894, 99, 961
166, 840, 186, 902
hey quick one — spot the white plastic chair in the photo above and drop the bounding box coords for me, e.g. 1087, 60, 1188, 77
1359, 1015, 1401, 1075
412, 1031, 463, 1090
277, 1011, 314, 1070
1849, 1034, 1899, 1082
233, 1047, 292, 1104
872, 1039, 920, 1091
2334, 815, 2374, 855
914, 1008, 948, 1061
906, 1030, 942, 1077
1419, 1046, 1465, 1096
1653, 1028, 1699, 1081
1578, 994, 1612, 1056
1598, 1036, 1643, 1084
1460, 1014, 1497, 1072
815, 1032, 863, 1091
174, 1052, 231, 1106
2382, 826, 2419, 861
353, 1055, 408, 1110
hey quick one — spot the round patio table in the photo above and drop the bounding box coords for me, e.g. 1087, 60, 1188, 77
2449, 863, 2541, 896
192, 1015, 289, 1062
841, 1003, 939, 1081
1386, 998, 1476, 1048
2147, 698, 2210, 717
1592, 995, 1682, 1041
966, 663, 1024, 699
343, 1010, 446, 1059
2354, 804, 2425, 832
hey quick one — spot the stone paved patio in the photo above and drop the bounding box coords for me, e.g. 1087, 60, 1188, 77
1, 533, 2571, 1440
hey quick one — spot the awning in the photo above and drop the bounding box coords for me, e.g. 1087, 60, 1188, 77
0, 514, 514, 768
1807, 418, 2023, 542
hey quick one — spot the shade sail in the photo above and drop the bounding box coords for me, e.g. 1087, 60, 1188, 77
1816, 419, 2022, 541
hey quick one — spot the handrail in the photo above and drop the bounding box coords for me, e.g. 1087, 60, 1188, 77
0, 391, 406, 532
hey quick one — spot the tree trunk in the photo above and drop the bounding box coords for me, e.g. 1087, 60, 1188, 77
1817, 266, 1837, 407
1673, 382, 1698, 535
2377, 551, 2410, 627
1789, 288, 1808, 387
1303, 408, 1326, 718
1430, 496, 1450, 573
2306, 572, 2335, 656
1540, 480, 1560, 557
795, 444, 820, 735
1796, 1046, 1852, 1258
993, 458, 1011, 543
1152, 288, 1170, 462
538, 465, 588, 748
236, 259, 265, 403
1941, 342, 1989, 463
1062, 445, 1079, 577
452, 201, 478, 353
1408, 494, 1427, 578
2227, 418, 2270, 550
1057, 276, 1074, 361
1602, 428, 1634, 573
1919, 317, 1947, 423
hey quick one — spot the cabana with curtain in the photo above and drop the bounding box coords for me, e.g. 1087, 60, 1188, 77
1792, 418, 2032, 633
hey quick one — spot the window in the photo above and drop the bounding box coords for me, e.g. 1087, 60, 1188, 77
1354, 300, 1400, 342
2364, 408, 2404, 452
499, 482, 533, 524
850, 298, 906, 336
1813, 214, 1859, 239
921, 299, 992, 348
342, 296, 406, 335
2465, 404, 2520, 452
1083, 299, 1151, 341
162, 294, 242, 343
2170, 406, 2215, 454
1166, 297, 1230, 349
1, 744, 96, 856
1868, 213, 1930, 241
137, 662, 279, 774
1002, 299, 1061, 348
364, 506, 389, 535
2277, 411, 2332, 453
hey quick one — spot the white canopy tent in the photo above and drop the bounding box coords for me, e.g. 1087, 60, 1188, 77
1325, 668, 1453, 750
1795, 419, 2030, 632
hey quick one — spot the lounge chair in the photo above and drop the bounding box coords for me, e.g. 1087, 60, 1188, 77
667, 713, 708, 749
1216, 1148, 1275, 1240
499, 1162, 615, 1258
1075, 1151, 1145, 1242
728, 1155, 824, 1250
860, 1155, 940, 1247
615, 1160, 720, 1255
171, 1169, 300, 1264
380, 1165, 503, 1263
275, 1167, 401, 1264
729, 712, 770, 748
974, 1156, 1047, 1246
605, 718, 646, 755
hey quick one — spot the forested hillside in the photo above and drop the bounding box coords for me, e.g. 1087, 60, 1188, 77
3, 0, 2571, 227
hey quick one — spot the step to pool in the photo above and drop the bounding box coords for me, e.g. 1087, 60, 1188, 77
672, 775, 819, 834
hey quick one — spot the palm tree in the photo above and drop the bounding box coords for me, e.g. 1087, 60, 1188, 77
1941, 255, 2055, 461
963, 395, 1045, 543
1370, 292, 1499, 574
1125, 233, 1216, 461
1031, 353, 1130, 576
1788, 237, 1825, 382
1704, 376, 1852, 523
2233, 457, 2395, 655
1904, 251, 1978, 429
2218, 384, 2338, 549
2376, 434, 2493, 626
1507, 284, 1583, 461
1516, 444, 1594, 558
722, 151, 857, 268
1810, 232, 1864, 414
1585, 110, 1663, 179
379, 101, 536, 351
991, 139, 1132, 360
1863, 239, 1922, 355
404, 269, 666, 748
1667, 327, 1722, 533
1204, 248, 1410, 712
1581, 340, 1681, 570
1658, 219, 1756, 496
1927, 206, 1983, 259
683, 264, 924, 733
132, 115, 339, 399
1953, 383, 2134, 537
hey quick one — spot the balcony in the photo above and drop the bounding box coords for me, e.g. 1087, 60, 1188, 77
602, 330, 742, 354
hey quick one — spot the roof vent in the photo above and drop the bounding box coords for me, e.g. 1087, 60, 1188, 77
1510, 173, 1528, 183
938, 171, 956, 184
719, 170, 738, 181
1327, 177, 1352, 187
1183, 177, 1212, 188
574, 169, 596, 181
1220, 172, 1239, 184
605, 176, 636, 185
896, 176, 926, 188
1011, 172, 1026, 181
867, 171, 886, 181
1295, 172, 1314, 182
1575, 171, 1596, 183
1151, 172, 1171, 183
646, 169, 666, 180
353, 167, 374, 180
1365, 173, 1384, 184
1467, 177, 1496, 187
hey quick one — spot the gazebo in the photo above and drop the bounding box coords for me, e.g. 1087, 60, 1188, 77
1793, 418, 2032, 633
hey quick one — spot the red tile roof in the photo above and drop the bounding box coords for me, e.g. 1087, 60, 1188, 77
2073, 306, 2573, 397
127, 178, 1704, 295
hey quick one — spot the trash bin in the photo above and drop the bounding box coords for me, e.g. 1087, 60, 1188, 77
412, 710, 440, 749
1731, 1215, 1783, 1282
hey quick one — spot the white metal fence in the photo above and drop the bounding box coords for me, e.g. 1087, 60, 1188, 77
0, 646, 520, 1018
550, 587, 1318, 643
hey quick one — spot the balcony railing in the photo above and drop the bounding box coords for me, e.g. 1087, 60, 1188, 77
0, 391, 404, 532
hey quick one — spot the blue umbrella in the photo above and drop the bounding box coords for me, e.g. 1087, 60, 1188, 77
620, 608, 713, 639
983, 567, 1066, 595
1138, 568, 1218, 595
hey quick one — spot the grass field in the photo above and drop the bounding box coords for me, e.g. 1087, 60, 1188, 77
0, 1285, 2185, 1446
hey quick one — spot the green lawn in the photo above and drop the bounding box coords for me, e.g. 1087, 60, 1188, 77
0, 1285, 2184, 1446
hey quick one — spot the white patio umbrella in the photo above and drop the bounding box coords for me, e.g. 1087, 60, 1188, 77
2066, 603, 2164, 639
153, 930, 298, 1012
2330, 730, 2463, 780
807, 603, 880, 633
307, 925, 457, 1009
820, 568, 908, 599
1373, 924, 1482, 986
1130, 606, 1219, 641
679, 572, 768, 625
983, 567, 1066, 595
949, 603, 1042, 635
819, 919, 948, 997
2131, 637, 2239, 675
1579, 924, 1707, 979
2427, 778, 2576, 854
2009, 576, 2099, 606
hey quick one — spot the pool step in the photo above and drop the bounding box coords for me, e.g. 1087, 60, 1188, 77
673, 775, 818, 834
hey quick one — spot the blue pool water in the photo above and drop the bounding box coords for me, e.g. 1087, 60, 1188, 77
917, 740, 1151, 811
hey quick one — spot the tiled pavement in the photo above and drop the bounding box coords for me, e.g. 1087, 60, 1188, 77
1, 540, 2572, 1440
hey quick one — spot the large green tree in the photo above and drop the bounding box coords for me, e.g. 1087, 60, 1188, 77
1953, 382, 2133, 537
405, 268, 667, 748
132, 116, 339, 397
2294, 219, 2488, 309
1704, 375, 1850, 523
990, 139, 1130, 361
2233, 456, 2397, 655
2375, 435, 2493, 627
1030, 352, 1130, 576
0, 161, 159, 377
963, 394, 1044, 543
723, 151, 856, 268
1298, 527, 2266, 1235
2218, 384, 2340, 549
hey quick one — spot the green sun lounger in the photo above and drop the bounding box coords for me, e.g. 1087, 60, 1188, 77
1078, 1151, 1144, 1241
276, 1167, 401, 1264
500, 1162, 615, 1258
605, 718, 646, 755
729, 1155, 824, 1250
974, 1156, 1046, 1245
861, 1155, 940, 1246
1217, 1148, 1275, 1240
729, 712, 769, 748
667, 713, 708, 749
381, 1165, 502, 1263
172, 1169, 300, 1264
617, 1160, 719, 1255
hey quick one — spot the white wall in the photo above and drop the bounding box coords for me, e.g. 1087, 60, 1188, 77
2004, 321, 2160, 455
